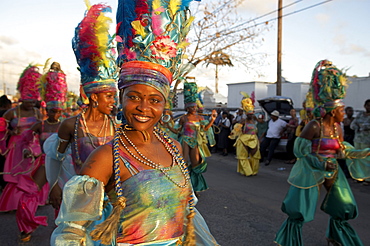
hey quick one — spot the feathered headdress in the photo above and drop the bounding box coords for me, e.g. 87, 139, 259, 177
72, 1, 118, 106
116, 0, 198, 97
308, 60, 348, 117
39, 59, 68, 110
17, 65, 42, 101
240, 91, 255, 114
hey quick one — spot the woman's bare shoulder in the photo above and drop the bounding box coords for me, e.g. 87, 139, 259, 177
80, 144, 113, 185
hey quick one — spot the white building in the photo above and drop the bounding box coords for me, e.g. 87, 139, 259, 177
227, 75, 370, 111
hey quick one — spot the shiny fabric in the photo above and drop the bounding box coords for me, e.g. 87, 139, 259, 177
0, 119, 49, 212
234, 123, 261, 176
51, 174, 218, 245
275, 137, 370, 246
72, 135, 113, 174
180, 120, 215, 192
116, 155, 190, 244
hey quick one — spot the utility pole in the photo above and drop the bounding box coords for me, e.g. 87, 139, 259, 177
276, 0, 283, 96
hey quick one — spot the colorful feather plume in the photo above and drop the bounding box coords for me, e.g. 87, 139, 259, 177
72, 4, 113, 83
116, 0, 199, 80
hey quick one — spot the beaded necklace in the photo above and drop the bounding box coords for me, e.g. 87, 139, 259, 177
119, 131, 174, 172
112, 126, 195, 220
73, 112, 115, 166
81, 111, 108, 149
118, 125, 190, 188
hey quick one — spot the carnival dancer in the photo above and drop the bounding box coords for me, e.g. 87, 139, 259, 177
230, 92, 261, 176
51, 0, 218, 245
10, 60, 68, 242
44, 4, 118, 236
274, 60, 370, 246
176, 81, 217, 193
0, 65, 43, 214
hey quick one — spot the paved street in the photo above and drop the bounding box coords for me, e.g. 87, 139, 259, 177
1, 153, 370, 246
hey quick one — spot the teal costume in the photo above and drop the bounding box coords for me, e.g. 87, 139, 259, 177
275, 136, 370, 246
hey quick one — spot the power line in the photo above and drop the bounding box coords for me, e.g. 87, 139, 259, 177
196, 0, 334, 43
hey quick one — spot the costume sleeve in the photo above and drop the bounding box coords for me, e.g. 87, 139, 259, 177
287, 137, 335, 189
44, 133, 74, 191
51, 175, 104, 246
342, 141, 370, 180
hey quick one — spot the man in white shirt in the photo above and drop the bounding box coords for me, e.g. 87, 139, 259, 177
260, 110, 287, 166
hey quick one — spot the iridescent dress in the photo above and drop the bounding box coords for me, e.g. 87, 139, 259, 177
275, 122, 370, 246
180, 119, 215, 192
51, 137, 219, 246
234, 122, 261, 176
0, 113, 48, 212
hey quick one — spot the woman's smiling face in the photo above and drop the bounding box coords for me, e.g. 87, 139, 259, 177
121, 84, 165, 131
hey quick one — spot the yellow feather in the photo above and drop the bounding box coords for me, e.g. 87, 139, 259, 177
96, 13, 112, 68
169, 0, 180, 16
84, 0, 91, 10
131, 20, 147, 38
184, 16, 195, 28
152, 0, 161, 10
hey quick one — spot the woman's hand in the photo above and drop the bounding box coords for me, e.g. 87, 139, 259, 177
49, 184, 62, 210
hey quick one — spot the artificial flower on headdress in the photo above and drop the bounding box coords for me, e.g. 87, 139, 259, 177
73, 1, 118, 106
308, 60, 349, 117
240, 91, 255, 114
116, 0, 197, 82
17, 65, 42, 101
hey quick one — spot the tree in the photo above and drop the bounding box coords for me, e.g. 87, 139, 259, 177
174, 0, 271, 92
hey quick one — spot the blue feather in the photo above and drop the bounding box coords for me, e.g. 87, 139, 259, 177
116, 0, 136, 48
180, 0, 200, 10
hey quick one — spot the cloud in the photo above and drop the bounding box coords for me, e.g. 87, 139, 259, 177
0, 35, 18, 46
315, 13, 330, 24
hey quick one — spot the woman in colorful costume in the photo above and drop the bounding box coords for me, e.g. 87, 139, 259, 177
44, 3, 117, 227
51, 0, 218, 245
176, 81, 217, 193
274, 60, 370, 246
0, 65, 44, 213
230, 92, 260, 176
12, 60, 67, 242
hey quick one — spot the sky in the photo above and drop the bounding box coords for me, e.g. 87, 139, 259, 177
0, 0, 369, 98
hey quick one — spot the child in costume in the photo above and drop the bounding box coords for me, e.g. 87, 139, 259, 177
51, 1, 218, 245
275, 60, 370, 246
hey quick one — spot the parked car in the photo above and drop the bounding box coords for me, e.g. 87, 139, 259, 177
257, 96, 296, 152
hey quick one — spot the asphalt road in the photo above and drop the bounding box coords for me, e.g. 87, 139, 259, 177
1, 153, 370, 246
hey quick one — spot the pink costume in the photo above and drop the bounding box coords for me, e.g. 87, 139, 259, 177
0, 115, 48, 212
15, 123, 56, 234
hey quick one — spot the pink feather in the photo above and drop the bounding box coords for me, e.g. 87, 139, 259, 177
152, 11, 163, 36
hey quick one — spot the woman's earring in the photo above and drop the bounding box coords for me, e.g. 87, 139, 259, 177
161, 114, 171, 123
93, 101, 98, 108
